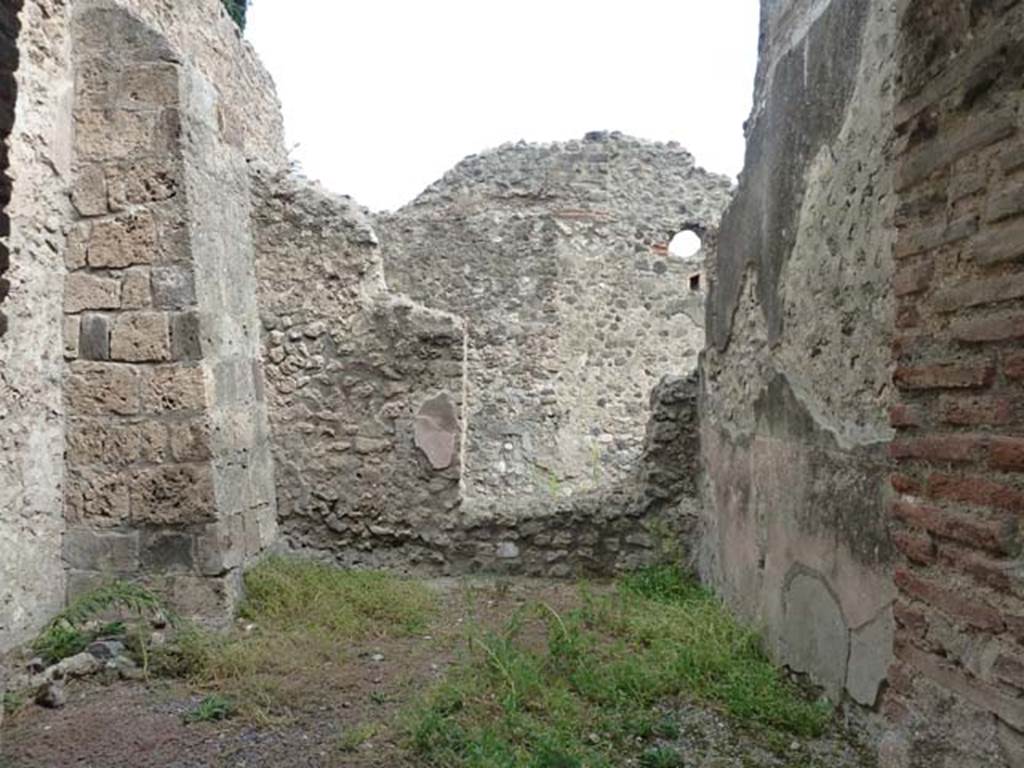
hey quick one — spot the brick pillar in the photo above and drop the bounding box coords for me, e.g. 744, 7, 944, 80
888, 0, 1024, 758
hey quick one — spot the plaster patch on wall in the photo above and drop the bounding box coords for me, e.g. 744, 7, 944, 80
414, 392, 458, 470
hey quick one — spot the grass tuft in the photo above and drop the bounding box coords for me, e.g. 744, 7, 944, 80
409, 565, 832, 767
184, 694, 235, 724
156, 556, 436, 721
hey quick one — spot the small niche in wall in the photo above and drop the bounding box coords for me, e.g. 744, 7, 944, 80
668, 229, 702, 260
689, 274, 701, 292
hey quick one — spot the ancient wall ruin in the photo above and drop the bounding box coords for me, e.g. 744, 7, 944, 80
705, 0, 1024, 764
376, 135, 730, 512
254, 140, 721, 575
2, 0, 288, 650
61, 0, 279, 623
251, 167, 466, 572
1, 0, 720, 652
701, 0, 897, 709
248, 135, 726, 574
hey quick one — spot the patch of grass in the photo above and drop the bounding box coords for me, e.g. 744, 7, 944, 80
409, 566, 831, 767
2, 690, 26, 716
185, 694, 235, 724
639, 746, 684, 768
158, 557, 436, 721
240, 556, 434, 637
336, 722, 380, 753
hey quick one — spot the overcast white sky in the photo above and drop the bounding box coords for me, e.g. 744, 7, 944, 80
247, 2, 761, 212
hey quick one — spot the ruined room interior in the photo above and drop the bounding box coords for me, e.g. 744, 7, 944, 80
1, 0, 1023, 766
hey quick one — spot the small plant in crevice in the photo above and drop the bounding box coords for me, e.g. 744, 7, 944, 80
184, 694, 235, 724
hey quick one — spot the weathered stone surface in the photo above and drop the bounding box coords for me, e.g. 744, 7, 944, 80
151, 265, 195, 309
109, 311, 171, 362
376, 134, 729, 508
66, 362, 141, 416
699, 0, 898, 721
65, 272, 120, 313
141, 365, 205, 413
130, 463, 216, 525
63, 527, 139, 572
847, 606, 895, 707
66, 419, 166, 466
84, 212, 159, 268
120, 268, 151, 309
65, 470, 131, 526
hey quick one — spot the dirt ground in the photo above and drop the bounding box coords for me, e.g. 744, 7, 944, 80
0, 578, 875, 768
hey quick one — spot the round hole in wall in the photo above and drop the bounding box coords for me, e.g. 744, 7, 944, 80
668, 230, 702, 260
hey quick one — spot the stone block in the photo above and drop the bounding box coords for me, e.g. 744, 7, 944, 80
85, 212, 158, 268
151, 266, 195, 310
64, 315, 81, 359
63, 527, 139, 572
170, 311, 202, 360
71, 163, 108, 217
64, 272, 120, 313
106, 157, 181, 210
130, 463, 216, 525
140, 530, 195, 572
65, 470, 130, 526
115, 64, 179, 110
67, 362, 141, 416
65, 225, 89, 270
78, 313, 110, 360
141, 365, 206, 413
168, 420, 213, 462
120, 268, 151, 309
163, 572, 241, 628
110, 312, 171, 362
66, 419, 167, 467
195, 516, 244, 576
74, 108, 178, 162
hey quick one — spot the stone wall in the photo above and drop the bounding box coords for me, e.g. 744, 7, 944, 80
884, 0, 1024, 763
58, 0, 280, 623
376, 134, 730, 512
251, 168, 466, 572
1, 0, 73, 654
700, 0, 898, 709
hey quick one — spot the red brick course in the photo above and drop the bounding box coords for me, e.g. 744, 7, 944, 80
890, 0, 1024, 747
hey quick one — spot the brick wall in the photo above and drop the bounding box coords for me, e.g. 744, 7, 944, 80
0, 0, 21, 337
888, 0, 1024, 759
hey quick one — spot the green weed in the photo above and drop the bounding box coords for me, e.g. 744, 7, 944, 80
184, 694, 235, 724
409, 566, 831, 767
32, 582, 167, 666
